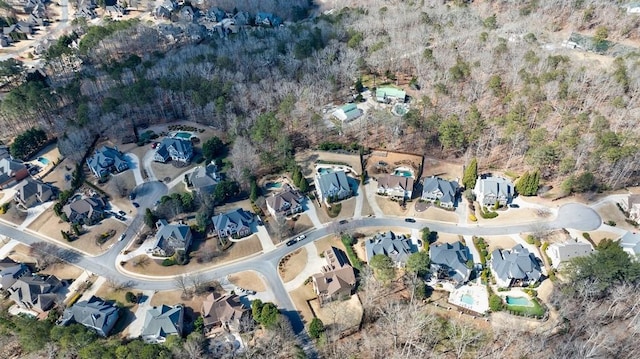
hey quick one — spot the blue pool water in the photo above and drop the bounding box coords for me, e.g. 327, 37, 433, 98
318, 167, 334, 175
506, 296, 532, 306
461, 294, 474, 305
38, 157, 50, 165
265, 182, 282, 189
394, 170, 412, 177
174, 132, 192, 139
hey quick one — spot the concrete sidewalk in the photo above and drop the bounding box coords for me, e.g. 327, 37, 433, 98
0, 239, 20, 259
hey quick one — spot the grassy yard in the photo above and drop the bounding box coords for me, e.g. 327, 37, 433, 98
506, 298, 546, 318
228, 271, 267, 292
279, 247, 308, 282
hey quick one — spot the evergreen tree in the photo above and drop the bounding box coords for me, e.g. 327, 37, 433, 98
516, 171, 530, 195
462, 158, 478, 189
292, 167, 302, 187
299, 176, 309, 192
250, 180, 259, 203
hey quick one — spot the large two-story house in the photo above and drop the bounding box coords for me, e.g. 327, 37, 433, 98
421, 176, 459, 208
474, 175, 514, 207
201, 293, 251, 336
365, 231, 414, 267
150, 219, 193, 257
8, 274, 62, 313
58, 296, 120, 337
62, 196, 107, 225
266, 186, 304, 218
154, 138, 194, 163
429, 242, 472, 285
377, 174, 414, 200
86, 145, 129, 178
14, 179, 55, 209
490, 244, 542, 287
0, 258, 30, 290
312, 246, 356, 306
211, 208, 254, 239
141, 304, 184, 343
620, 194, 640, 223
314, 170, 352, 204
0, 157, 28, 189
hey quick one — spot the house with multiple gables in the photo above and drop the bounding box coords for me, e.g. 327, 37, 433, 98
429, 242, 472, 285
474, 175, 514, 207
365, 231, 414, 267
619, 231, 640, 259
142, 304, 184, 343
421, 176, 459, 208
255, 12, 282, 27
375, 87, 406, 103
186, 163, 220, 194
314, 170, 352, 204
377, 174, 414, 200
8, 274, 62, 313
86, 145, 129, 178
62, 196, 107, 225
0, 157, 29, 189
154, 138, 194, 163
201, 293, 251, 336
58, 296, 120, 337
545, 240, 593, 269
211, 208, 254, 239
333, 103, 363, 123
13, 179, 55, 209
620, 194, 640, 223
0, 258, 30, 290
490, 244, 542, 287
266, 185, 304, 218
312, 246, 356, 306
150, 219, 193, 257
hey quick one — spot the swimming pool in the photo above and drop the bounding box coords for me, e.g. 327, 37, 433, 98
174, 132, 192, 139
317, 167, 334, 175
394, 170, 412, 177
460, 294, 474, 305
265, 182, 282, 189
38, 157, 50, 165
506, 296, 533, 307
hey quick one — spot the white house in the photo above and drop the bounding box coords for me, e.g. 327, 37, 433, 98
546, 240, 593, 268
620, 194, 640, 223
474, 175, 514, 207
620, 231, 640, 259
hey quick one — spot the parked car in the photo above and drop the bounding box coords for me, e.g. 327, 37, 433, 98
509, 204, 520, 208
297, 234, 306, 241
286, 240, 296, 246
132, 202, 140, 208
118, 233, 126, 242
129, 192, 136, 200
339, 220, 348, 225
118, 210, 126, 216
405, 218, 416, 223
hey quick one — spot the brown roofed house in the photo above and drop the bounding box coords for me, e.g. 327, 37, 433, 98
0, 158, 28, 189
377, 174, 414, 200
312, 247, 356, 306
201, 293, 251, 336
266, 186, 304, 218
62, 196, 106, 225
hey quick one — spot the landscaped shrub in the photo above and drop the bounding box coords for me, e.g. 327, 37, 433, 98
162, 258, 176, 266
469, 213, 477, 222
327, 203, 342, 218
489, 294, 504, 311
480, 207, 499, 219
340, 235, 363, 270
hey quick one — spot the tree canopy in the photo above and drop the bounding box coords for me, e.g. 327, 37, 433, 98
370, 254, 396, 283
462, 158, 478, 189
515, 169, 540, 196
406, 251, 431, 276
202, 136, 224, 163
10, 127, 48, 159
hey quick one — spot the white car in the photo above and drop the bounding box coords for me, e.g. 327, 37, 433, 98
297, 234, 306, 241
118, 233, 126, 242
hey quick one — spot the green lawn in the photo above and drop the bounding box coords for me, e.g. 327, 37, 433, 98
506, 298, 546, 317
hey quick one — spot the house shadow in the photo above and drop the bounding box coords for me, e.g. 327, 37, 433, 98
110, 304, 136, 336
347, 177, 360, 196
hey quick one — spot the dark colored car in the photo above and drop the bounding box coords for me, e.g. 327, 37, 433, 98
129, 192, 136, 200
132, 202, 140, 208
339, 220, 348, 225
509, 204, 520, 208
405, 218, 416, 223
286, 240, 296, 246
118, 211, 126, 216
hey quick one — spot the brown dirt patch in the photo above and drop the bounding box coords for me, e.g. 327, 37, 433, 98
123, 236, 263, 276
375, 196, 410, 216
419, 207, 458, 222
41, 157, 76, 191
482, 236, 518, 253
228, 271, 267, 292
279, 247, 308, 282
295, 150, 363, 178
310, 294, 363, 331
7, 244, 36, 265
99, 170, 137, 212
425, 290, 491, 330
421, 157, 463, 181
584, 230, 619, 246
151, 161, 197, 184
289, 283, 317, 326
39, 263, 83, 281
433, 233, 464, 245
215, 198, 254, 214
595, 202, 636, 231
365, 150, 423, 179
315, 197, 357, 223
475, 207, 541, 226
149, 290, 208, 315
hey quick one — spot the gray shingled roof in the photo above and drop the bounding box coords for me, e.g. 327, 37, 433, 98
59, 296, 120, 336
211, 209, 254, 236
0, 157, 26, 183
187, 164, 219, 191
365, 231, 413, 265
317, 171, 350, 198
154, 219, 192, 256
422, 177, 459, 204
0, 258, 30, 289
475, 176, 514, 200
490, 244, 542, 286
86, 146, 128, 177
155, 138, 193, 162
14, 179, 55, 208
142, 304, 184, 339
9, 274, 61, 311
429, 242, 471, 284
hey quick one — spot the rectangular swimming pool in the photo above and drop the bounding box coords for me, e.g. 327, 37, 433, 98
174, 132, 192, 139
461, 294, 474, 305
37, 157, 50, 165
394, 170, 412, 177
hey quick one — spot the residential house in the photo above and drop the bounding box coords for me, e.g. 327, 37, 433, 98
0, 258, 31, 290
255, 12, 282, 27
201, 293, 251, 335
266, 187, 304, 218
314, 170, 352, 204
4, 22, 33, 40
0, 158, 28, 189
0, 146, 9, 160
62, 196, 106, 225
333, 103, 363, 122
546, 240, 593, 269
186, 164, 219, 194
620, 231, 640, 259
105, 4, 127, 17
375, 87, 406, 103
154, 138, 194, 163
153, 0, 176, 19
8, 274, 62, 312
0, 35, 9, 48
211, 208, 254, 239
421, 176, 459, 208
150, 219, 192, 257
58, 296, 120, 337
429, 242, 471, 285
620, 194, 640, 223
490, 244, 542, 287
624, 2, 640, 13
205, 7, 226, 22
365, 231, 414, 267
23, 0, 41, 13
312, 246, 356, 306
86, 145, 129, 178
14, 179, 55, 209
178, 5, 196, 22
377, 174, 414, 200
75, 4, 97, 19
28, 13, 45, 27
141, 304, 184, 343
473, 175, 514, 207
